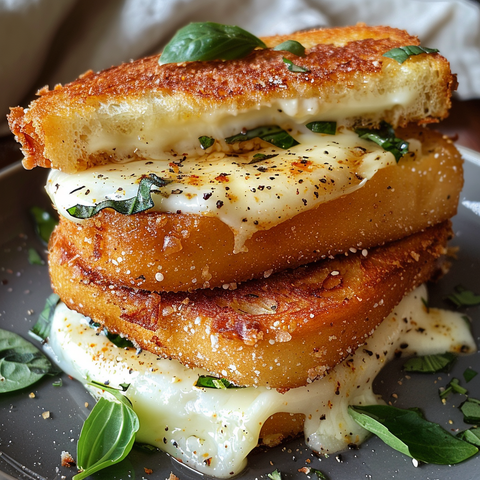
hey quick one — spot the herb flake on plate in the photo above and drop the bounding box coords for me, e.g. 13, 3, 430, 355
30, 206, 58, 244
403, 352, 457, 373
30, 293, 60, 342
159, 22, 266, 65
383, 45, 439, 64
446, 285, 480, 307
282, 57, 309, 73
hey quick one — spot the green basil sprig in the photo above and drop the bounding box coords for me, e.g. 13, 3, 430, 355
74, 381, 139, 480
273, 40, 306, 57
195, 375, 242, 389
383, 45, 439, 64
355, 121, 409, 162
348, 404, 478, 464
446, 285, 480, 307
306, 121, 337, 135
67, 174, 171, 219
225, 125, 299, 149
30, 206, 58, 244
159, 22, 266, 65
282, 57, 309, 73
403, 352, 457, 374
30, 293, 60, 342
0, 328, 59, 393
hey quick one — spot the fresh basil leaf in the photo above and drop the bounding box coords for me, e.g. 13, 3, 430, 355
30, 206, 58, 245
28, 248, 45, 265
306, 121, 337, 135
67, 174, 171, 219
348, 404, 478, 464
383, 45, 439, 64
30, 293, 60, 342
310, 468, 328, 480
282, 57, 309, 73
439, 378, 468, 400
89, 381, 133, 407
446, 285, 480, 307
460, 397, 480, 424
464, 368, 478, 383
195, 375, 242, 389
104, 330, 135, 349
273, 40, 306, 56
457, 428, 480, 447
248, 153, 278, 164
403, 352, 457, 373
74, 397, 139, 480
198, 136, 215, 149
225, 125, 299, 150
159, 22, 266, 65
356, 121, 409, 162
267, 469, 282, 480
0, 328, 59, 393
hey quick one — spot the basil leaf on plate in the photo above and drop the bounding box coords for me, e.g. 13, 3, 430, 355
282, 57, 309, 73
464, 368, 478, 383
457, 428, 480, 447
225, 125, 299, 149
383, 45, 439, 64
159, 22, 266, 65
30, 206, 58, 244
306, 121, 337, 135
267, 469, 282, 480
67, 174, 171, 219
28, 248, 44, 265
403, 352, 457, 373
446, 285, 480, 307
0, 328, 59, 393
74, 382, 139, 480
273, 40, 306, 56
195, 375, 242, 389
348, 404, 478, 464
460, 397, 480, 424
355, 121, 409, 162
30, 293, 60, 342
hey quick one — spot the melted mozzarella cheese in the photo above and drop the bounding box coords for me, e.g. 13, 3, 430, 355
46, 285, 475, 478
47, 128, 396, 251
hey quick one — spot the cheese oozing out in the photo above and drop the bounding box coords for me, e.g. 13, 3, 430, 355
46, 285, 475, 478
47, 126, 397, 252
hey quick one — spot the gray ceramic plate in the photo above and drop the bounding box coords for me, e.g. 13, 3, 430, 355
1, 147, 480, 480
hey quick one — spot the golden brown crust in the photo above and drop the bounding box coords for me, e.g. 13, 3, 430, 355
49, 127, 463, 292
49, 221, 451, 389
8, 25, 455, 173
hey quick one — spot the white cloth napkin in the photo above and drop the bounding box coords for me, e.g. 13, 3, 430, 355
1, 0, 479, 135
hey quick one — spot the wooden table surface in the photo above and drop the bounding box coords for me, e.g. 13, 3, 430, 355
1, 97, 479, 169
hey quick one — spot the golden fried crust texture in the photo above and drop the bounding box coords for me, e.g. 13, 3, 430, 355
49, 127, 463, 292
49, 221, 451, 389
8, 25, 456, 173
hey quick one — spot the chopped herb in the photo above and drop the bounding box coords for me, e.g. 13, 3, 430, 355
306, 121, 337, 135
0, 328, 60, 393
30, 206, 58, 244
457, 428, 480, 447
464, 368, 478, 383
310, 468, 329, 479
273, 40, 306, 56
446, 285, 480, 307
248, 153, 278, 164
30, 293, 60, 342
282, 57, 309, 73
267, 469, 282, 480
439, 378, 468, 400
198, 136, 215, 149
195, 375, 242, 389
134, 442, 158, 453
383, 45, 439, 64
119, 383, 131, 391
52, 378, 63, 387
225, 125, 299, 149
355, 121, 409, 162
67, 174, 171, 219
460, 397, 480, 424
421, 297, 430, 313
403, 352, 456, 374
104, 331, 135, 349
159, 22, 266, 65
348, 404, 478, 464
28, 248, 44, 265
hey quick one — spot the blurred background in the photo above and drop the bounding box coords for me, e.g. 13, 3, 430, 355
1, 0, 479, 167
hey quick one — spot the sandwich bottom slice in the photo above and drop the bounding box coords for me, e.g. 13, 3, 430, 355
46, 222, 475, 478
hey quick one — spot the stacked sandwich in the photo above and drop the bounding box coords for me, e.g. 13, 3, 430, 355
8, 23, 463, 475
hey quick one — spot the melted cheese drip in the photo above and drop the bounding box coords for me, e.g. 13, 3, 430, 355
47, 128, 396, 251
46, 285, 475, 478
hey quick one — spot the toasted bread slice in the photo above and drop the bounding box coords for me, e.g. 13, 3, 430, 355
8, 25, 455, 173
49, 221, 451, 389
